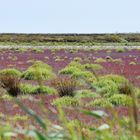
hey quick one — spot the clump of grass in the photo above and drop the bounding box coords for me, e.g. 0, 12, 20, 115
108, 94, 132, 106
94, 58, 107, 63
18, 48, 28, 52
52, 97, 80, 107
135, 88, 140, 98
20, 84, 57, 95
32, 48, 44, 53
118, 81, 133, 95
35, 86, 57, 95
73, 57, 82, 62
0, 68, 22, 77
116, 48, 125, 53
92, 74, 128, 97
75, 89, 100, 98
0, 76, 21, 96
52, 77, 77, 97
19, 84, 36, 94
86, 98, 113, 107
93, 79, 118, 97
113, 58, 123, 64
60, 66, 81, 75
72, 70, 95, 80
59, 61, 101, 83
129, 61, 137, 65
68, 61, 84, 70
22, 61, 55, 80
101, 74, 127, 84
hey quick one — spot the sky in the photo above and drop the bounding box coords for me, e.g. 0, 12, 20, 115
0, 0, 140, 33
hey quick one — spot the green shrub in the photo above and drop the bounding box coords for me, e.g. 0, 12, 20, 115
94, 58, 106, 63
20, 84, 56, 95
59, 66, 80, 75
18, 48, 28, 52
68, 61, 84, 70
93, 78, 119, 97
72, 70, 94, 79
35, 86, 57, 95
116, 48, 125, 53
108, 94, 132, 106
22, 61, 55, 80
60, 66, 99, 81
92, 74, 128, 97
52, 97, 80, 107
101, 74, 128, 84
32, 48, 44, 53
86, 98, 113, 107
135, 88, 140, 98
0, 68, 22, 77
113, 58, 123, 64
75, 90, 100, 98
19, 84, 36, 94
59, 61, 100, 83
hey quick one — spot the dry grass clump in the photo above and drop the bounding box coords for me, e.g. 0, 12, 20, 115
52, 76, 77, 97
0, 75, 21, 96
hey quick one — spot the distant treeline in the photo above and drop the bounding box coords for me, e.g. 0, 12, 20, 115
0, 33, 140, 44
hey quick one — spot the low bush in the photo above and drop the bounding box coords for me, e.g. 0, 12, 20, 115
60, 66, 96, 82
52, 97, 80, 107
59, 66, 80, 75
0, 68, 22, 77
19, 84, 36, 94
83, 63, 103, 71
101, 74, 128, 84
35, 86, 57, 95
118, 81, 133, 95
108, 94, 132, 106
86, 98, 113, 107
92, 74, 128, 97
72, 70, 94, 80
116, 48, 125, 53
0, 76, 21, 96
59, 61, 101, 83
68, 61, 84, 70
22, 61, 55, 80
135, 88, 140, 98
52, 77, 77, 97
113, 58, 123, 64
20, 84, 56, 95
94, 58, 106, 63
75, 89, 100, 98
93, 78, 119, 97
18, 48, 28, 52
32, 48, 44, 53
